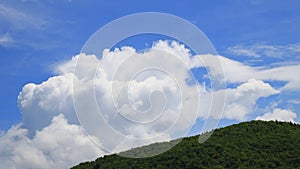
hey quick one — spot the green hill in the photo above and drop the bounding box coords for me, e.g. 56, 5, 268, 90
72, 120, 300, 169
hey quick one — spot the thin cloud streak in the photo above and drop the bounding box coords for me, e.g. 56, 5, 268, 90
227, 42, 300, 59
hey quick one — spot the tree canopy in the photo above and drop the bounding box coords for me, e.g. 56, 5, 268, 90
72, 120, 300, 169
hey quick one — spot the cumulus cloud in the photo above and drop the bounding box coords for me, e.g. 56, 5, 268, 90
70, 41, 202, 153
4, 41, 205, 167
256, 108, 297, 122
193, 78, 280, 121
18, 73, 77, 136
0, 40, 297, 168
220, 79, 279, 120
0, 114, 103, 169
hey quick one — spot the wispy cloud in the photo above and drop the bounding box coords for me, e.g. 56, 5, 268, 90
0, 33, 14, 47
0, 4, 47, 31
227, 42, 300, 59
288, 99, 300, 105
0, 2, 60, 49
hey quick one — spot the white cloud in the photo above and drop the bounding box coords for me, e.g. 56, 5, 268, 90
258, 64, 300, 90
227, 43, 300, 59
208, 79, 279, 120
197, 54, 300, 91
0, 114, 103, 169
69, 42, 202, 152
8, 41, 205, 167
199, 54, 256, 83
18, 73, 77, 136
256, 108, 297, 122
1, 40, 298, 168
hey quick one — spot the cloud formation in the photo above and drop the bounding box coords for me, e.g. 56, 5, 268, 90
18, 73, 77, 136
200, 54, 300, 90
256, 108, 297, 122
0, 114, 103, 169
221, 79, 279, 120
0, 40, 297, 168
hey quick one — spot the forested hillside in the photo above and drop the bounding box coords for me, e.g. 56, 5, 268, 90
72, 120, 300, 169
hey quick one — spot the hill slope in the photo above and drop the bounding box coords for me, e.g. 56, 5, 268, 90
72, 121, 300, 169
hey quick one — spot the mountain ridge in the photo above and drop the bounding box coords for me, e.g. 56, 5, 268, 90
72, 120, 300, 169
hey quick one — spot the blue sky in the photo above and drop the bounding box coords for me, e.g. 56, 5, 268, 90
0, 0, 300, 130
1, 0, 300, 168
1, 0, 300, 130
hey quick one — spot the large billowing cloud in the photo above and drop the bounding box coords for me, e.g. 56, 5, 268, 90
0, 40, 296, 168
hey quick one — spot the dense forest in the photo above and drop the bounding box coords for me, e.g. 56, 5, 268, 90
72, 120, 300, 169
